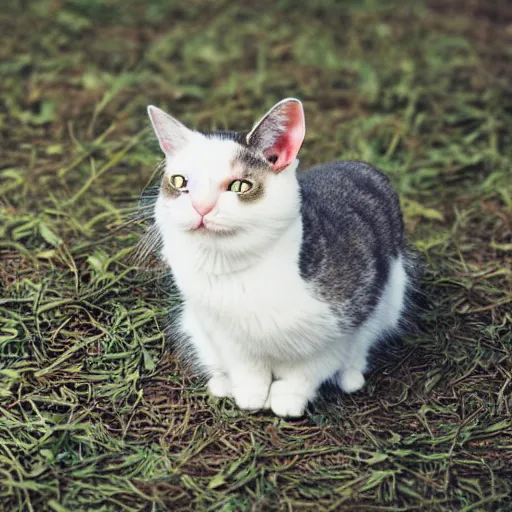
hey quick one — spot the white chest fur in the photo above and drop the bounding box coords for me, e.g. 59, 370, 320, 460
161, 219, 340, 362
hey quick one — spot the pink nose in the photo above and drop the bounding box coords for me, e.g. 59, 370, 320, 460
192, 201, 215, 217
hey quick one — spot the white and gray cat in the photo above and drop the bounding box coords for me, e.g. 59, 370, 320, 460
146, 98, 417, 417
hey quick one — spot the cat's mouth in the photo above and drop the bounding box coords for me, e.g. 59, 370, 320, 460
190, 219, 237, 236
191, 219, 206, 231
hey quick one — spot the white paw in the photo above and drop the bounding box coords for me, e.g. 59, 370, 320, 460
232, 384, 270, 411
339, 368, 365, 393
269, 380, 308, 418
207, 374, 232, 398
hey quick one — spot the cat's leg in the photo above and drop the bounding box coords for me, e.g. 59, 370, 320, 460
223, 352, 272, 411
270, 352, 341, 417
182, 308, 270, 408
336, 329, 372, 394
337, 318, 392, 394
180, 306, 231, 398
338, 256, 408, 394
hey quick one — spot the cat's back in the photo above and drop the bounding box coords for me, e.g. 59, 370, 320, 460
298, 160, 404, 255
299, 160, 402, 230
298, 160, 406, 324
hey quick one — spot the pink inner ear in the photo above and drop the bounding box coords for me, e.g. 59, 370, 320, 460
264, 103, 305, 172
159, 139, 173, 154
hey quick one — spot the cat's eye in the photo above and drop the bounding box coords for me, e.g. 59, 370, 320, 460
168, 174, 187, 190
228, 179, 252, 193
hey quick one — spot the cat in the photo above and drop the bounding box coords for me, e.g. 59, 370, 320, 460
145, 98, 418, 417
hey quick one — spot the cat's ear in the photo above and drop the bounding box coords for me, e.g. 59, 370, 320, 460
147, 105, 192, 155
246, 98, 305, 172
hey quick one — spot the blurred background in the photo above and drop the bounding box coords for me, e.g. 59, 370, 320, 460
1, 1, 511, 511
3, 1, 511, 190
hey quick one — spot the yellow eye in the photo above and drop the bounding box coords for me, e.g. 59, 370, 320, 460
228, 179, 252, 193
169, 174, 187, 190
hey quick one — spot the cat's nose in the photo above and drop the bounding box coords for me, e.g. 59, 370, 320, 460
192, 201, 215, 217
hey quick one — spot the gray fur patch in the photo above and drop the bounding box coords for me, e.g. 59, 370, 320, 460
298, 160, 407, 328
234, 149, 270, 203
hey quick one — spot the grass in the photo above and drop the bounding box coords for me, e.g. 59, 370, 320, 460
1, 0, 511, 510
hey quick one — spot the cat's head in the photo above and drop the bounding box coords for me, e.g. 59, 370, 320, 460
147, 98, 305, 245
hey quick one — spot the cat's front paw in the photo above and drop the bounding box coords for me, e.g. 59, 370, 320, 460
232, 384, 270, 411
268, 380, 308, 418
207, 374, 232, 398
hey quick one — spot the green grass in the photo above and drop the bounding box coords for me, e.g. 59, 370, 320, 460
1, 0, 511, 510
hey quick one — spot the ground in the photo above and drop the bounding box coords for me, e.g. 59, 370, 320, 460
1, 0, 511, 511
